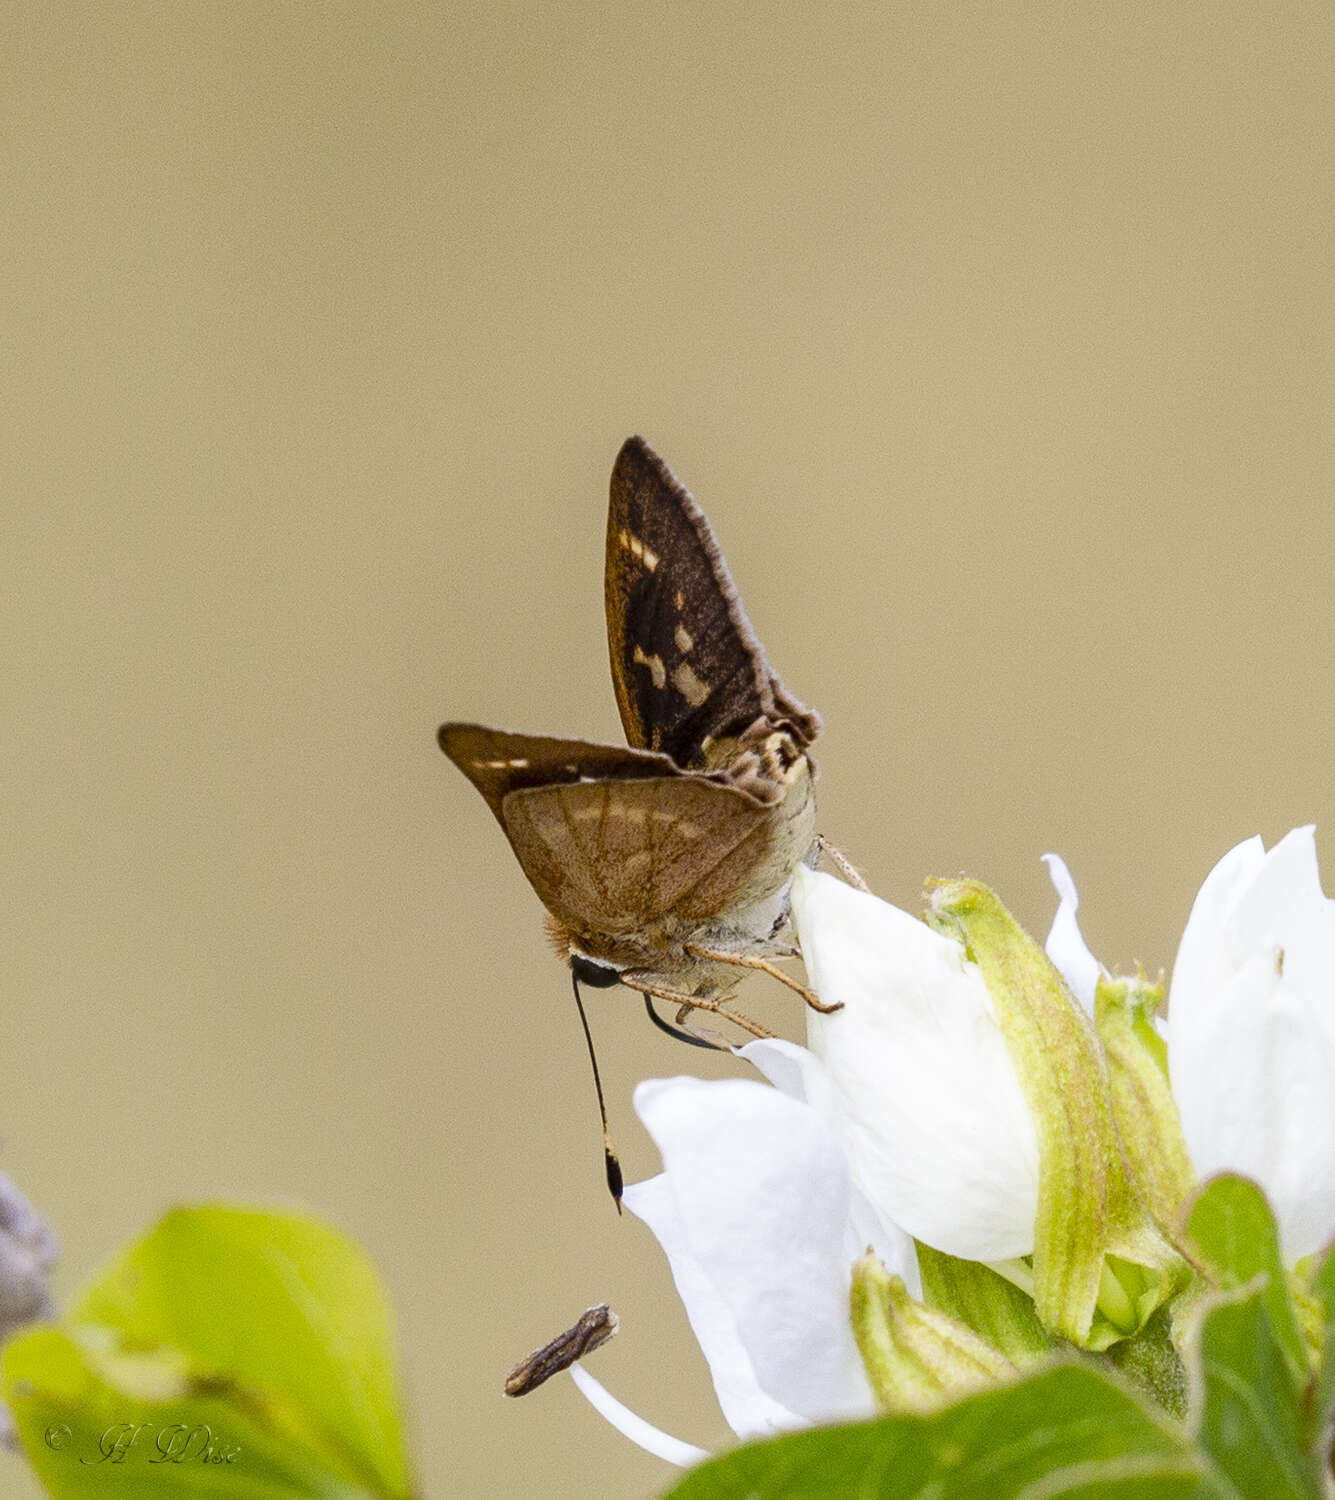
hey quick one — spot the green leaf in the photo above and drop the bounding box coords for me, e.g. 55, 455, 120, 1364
1309, 1240, 1335, 1462
1190, 1277, 1326, 1500
3, 1204, 412, 1500
4, 1324, 370, 1498
1185, 1175, 1307, 1383
662, 1363, 1216, 1499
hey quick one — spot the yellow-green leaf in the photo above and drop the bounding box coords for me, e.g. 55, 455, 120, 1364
4, 1204, 412, 1500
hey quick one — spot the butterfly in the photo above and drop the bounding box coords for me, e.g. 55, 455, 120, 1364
439, 437, 839, 1045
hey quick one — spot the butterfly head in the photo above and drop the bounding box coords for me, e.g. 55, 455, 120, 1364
569, 951, 624, 990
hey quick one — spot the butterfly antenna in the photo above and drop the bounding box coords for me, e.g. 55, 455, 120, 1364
571, 971, 623, 1212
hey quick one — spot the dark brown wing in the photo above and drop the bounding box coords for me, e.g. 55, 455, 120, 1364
605, 437, 821, 766
500, 773, 778, 934
438, 723, 683, 825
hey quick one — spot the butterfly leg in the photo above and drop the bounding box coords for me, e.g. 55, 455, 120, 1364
762, 940, 801, 961
815, 834, 871, 892
682, 943, 843, 1015
618, 972, 777, 1041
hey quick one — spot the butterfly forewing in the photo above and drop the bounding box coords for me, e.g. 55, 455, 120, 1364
438, 723, 681, 824
605, 437, 820, 766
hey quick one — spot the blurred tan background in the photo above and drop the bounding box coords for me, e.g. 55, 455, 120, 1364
3, 4, 1333, 1497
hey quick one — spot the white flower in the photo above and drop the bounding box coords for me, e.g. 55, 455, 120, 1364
585, 850, 1237, 1460
572, 1067, 918, 1461
790, 865, 1040, 1262
579, 864, 1060, 1461
1167, 826, 1335, 1262
1045, 828, 1335, 1264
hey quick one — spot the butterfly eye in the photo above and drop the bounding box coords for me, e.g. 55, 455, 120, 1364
570, 952, 623, 989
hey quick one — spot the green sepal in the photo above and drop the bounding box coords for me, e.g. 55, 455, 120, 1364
915, 1243, 1053, 1366
851, 1254, 1014, 1414
928, 879, 1184, 1350
1104, 1305, 1188, 1420
1095, 974, 1197, 1241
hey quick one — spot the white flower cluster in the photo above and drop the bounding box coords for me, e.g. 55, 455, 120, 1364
575, 827, 1335, 1462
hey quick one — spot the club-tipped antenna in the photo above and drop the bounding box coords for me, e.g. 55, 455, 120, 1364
571, 970, 623, 1210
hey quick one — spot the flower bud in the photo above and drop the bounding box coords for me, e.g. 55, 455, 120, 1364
850, 1253, 1014, 1415
1094, 974, 1195, 1242
928, 880, 1183, 1349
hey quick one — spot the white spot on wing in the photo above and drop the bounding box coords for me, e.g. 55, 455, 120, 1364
674, 624, 694, 652
671, 661, 711, 707
632, 645, 667, 689
618, 530, 658, 570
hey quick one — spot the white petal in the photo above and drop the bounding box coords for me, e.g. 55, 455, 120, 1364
1172, 951, 1281, 1191
1259, 983, 1335, 1259
740, 1036, 836, 1112
1169, 827, 1335, 1260
1172, 950, 1335, 1259
1168, 835, 1266, 1035
1228, 826, 1326, 956
791, 867, 1040, 1261
1041, 853, 1102, 1013
568, 1364, 709, 1468
741, 1038, 923, 1295
622, 1172, 800, 1438
627, 1076, 875, 1429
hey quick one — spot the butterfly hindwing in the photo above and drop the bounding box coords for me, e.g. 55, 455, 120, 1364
499, 772, 776, 935
604, 436, 820, 766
